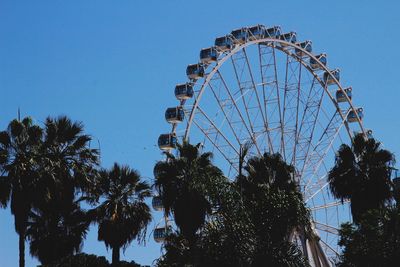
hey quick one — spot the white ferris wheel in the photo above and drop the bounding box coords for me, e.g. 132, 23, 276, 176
155, 24, 368, 266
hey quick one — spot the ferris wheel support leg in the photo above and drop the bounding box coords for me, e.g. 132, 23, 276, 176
296, 229, 309, 260
315, 240, 331, 267
308, 239, 322, 267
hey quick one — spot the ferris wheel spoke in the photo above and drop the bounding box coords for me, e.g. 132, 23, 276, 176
257, 44, 275, 153
243, 47, 269, 142
208, 82, 242, 146
280, 54, 290, 160
305, 177, 329, 203
301, 108, 347, 187
191, 119, 238, 172
281, 56, 303, 166
314, 221, 340, 236
216, 69, 256, 147
294, 78, 326, 177
271, 45, 285, 154
319, 237, 340, 257
195, 105, 239, 155
291, 59, 302, 167
310, 200, 349, 211
217, 70, 262, 155
230, 52, 263, 155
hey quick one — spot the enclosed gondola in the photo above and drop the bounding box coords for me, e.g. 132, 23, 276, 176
231, 27, 250, 44
249, 24, 267, 40
200, 47, 219, 63
310, 53, 327, 70
323, 69, 340, 85
336, 87, 352, 103
154, 226, 172, 243
152, 196, 163, 211
158, 133, 177, 150
214, 35, 234, 52
266, 26, 281, 38
295, 40, 312, 56
165, 107, 184, 123
175, 83, 194, 100
186, 63, 205, 80
347, 108, 363, 123
280, 32, 297, 46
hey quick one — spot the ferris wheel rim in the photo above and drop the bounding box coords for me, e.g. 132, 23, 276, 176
182, 38, 366, 142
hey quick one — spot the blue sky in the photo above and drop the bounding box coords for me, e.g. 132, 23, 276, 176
1, 0, 399, 266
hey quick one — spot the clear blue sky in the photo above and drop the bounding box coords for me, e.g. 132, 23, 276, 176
1, 1, 399, 266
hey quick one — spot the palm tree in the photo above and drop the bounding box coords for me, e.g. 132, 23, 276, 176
153, 141, 225, 244
94, 163, 152, 265
328, 133, 394, 222
26, 116, 99, 264
27, 201, 90, 265
238, 152, 311, 265
38, 116, 100, 205
0, 117, 43, 267
243, 152, 298, 192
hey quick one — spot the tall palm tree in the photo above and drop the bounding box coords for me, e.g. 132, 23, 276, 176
94, 163, 152, 265
328, 133, 394, 223
0, 117, 43, 267
153, 141, 224, 244
26, 116, 99, 264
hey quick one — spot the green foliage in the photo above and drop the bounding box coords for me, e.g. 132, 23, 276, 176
337, 206, 400, 267
156, 151, 310, 267
154, 141, 226, 242
0, 117, 44, 267
26, 116, 99, 265
93, 163, 152, 264
0, 116, 100, 266
328, 134, 394, 222
329, 134, 400, 266
37, 253, 144, 267
27, 202, 91, 264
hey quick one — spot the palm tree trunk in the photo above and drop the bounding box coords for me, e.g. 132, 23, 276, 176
19, 232, 25, 267
112, 246, 120, 266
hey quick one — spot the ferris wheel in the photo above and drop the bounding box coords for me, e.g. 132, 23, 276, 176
155, 25, 368, 266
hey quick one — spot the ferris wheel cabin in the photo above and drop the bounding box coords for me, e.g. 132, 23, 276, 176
165, 107, 185, 123
154, 226, 171, 243
175, 83, 194, 100
215, 35, 234, 52
323, 69, 340, 85
347, 108, 364, 123
200, 47, 219, 63
310, 53, 327, 70
186, 63, 205, 80
266, 26, 282, 38
231, 27, 250, 44
152, 196, 163, 211
158, 133, 177, 150
295, 40, 312, 57
336, 87, 352, 103
248, 24, 267, 40
280, 31, 297, 46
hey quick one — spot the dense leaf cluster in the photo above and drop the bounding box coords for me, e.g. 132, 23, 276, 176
329, 133, 400, 266
155, 142, 311, 267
